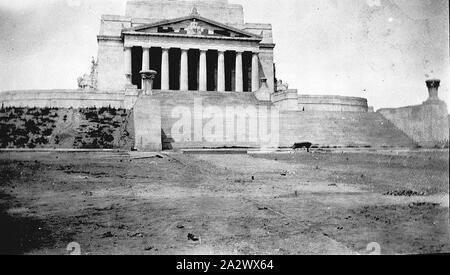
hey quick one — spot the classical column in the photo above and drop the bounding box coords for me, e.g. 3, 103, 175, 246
161, 47, 170, 90
142, 47, 150, 88
217, 50, 225, 92
142, 47, 150, 71
124, 47, 132, 84
180, 48, 189, 91
235, 51, 243, 92
199, 49, 207, 91
251, 52, 260, 92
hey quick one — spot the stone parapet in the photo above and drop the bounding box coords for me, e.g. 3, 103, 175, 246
244, 23, 274, 44
99, 15, 132, 36
125, 0, 244, 26
0, 90, 126, 109
271, 89, 299, 111
272, 92, 368, 113
298, 95, 368, 112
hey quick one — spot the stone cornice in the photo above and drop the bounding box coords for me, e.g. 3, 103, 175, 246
259, 43, 276, 49
122, 31, 262, 42
97, 35, 123, 42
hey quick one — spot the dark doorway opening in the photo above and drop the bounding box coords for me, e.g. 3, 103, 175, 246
243, 51, 252, 92
206, 50, 217, 91
150, 48, 162, 90
169, 48, 181, 90
225, 51, 235, 92
188, 49, 199, 91
131, 47, 143, 89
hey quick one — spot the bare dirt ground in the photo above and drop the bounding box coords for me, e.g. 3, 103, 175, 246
0, 149, 448, 255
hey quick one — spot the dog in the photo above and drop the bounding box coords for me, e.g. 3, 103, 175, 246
292, 142, 313, 153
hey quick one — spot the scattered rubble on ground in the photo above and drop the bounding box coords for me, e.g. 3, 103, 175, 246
101, 231, 114, 238
409, 202, 440, 208
187, 233, 199, 242
81, 191, 93, 197
128, 232, 144, 238
383, 190, 426, 197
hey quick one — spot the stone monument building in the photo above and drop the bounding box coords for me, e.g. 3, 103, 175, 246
96, 0, 275, 94
0, 0, 448, 150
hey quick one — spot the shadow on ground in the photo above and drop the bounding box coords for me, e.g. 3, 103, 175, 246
0, 188, 74, 255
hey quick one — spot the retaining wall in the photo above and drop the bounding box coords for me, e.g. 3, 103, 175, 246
378, 100, 449, 148
0, 107, 133, 149
278, 111, 416, 148
1, 90, 427, 150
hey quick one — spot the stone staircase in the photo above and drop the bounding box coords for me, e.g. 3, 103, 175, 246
146, 91, 417, 149
152, 90, 272, 149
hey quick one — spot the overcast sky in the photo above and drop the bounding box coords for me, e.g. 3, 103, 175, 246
0, 0, 448, 110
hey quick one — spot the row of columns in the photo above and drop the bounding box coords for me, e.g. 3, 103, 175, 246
125, 47, 260, 92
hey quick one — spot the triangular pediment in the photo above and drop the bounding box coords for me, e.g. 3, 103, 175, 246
123, 15, 261, 40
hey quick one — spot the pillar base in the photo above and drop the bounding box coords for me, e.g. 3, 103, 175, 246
254, 78, 272, 101
133, 96, 162, 152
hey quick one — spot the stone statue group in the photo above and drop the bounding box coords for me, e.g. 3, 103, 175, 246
77, 57, 98, 91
